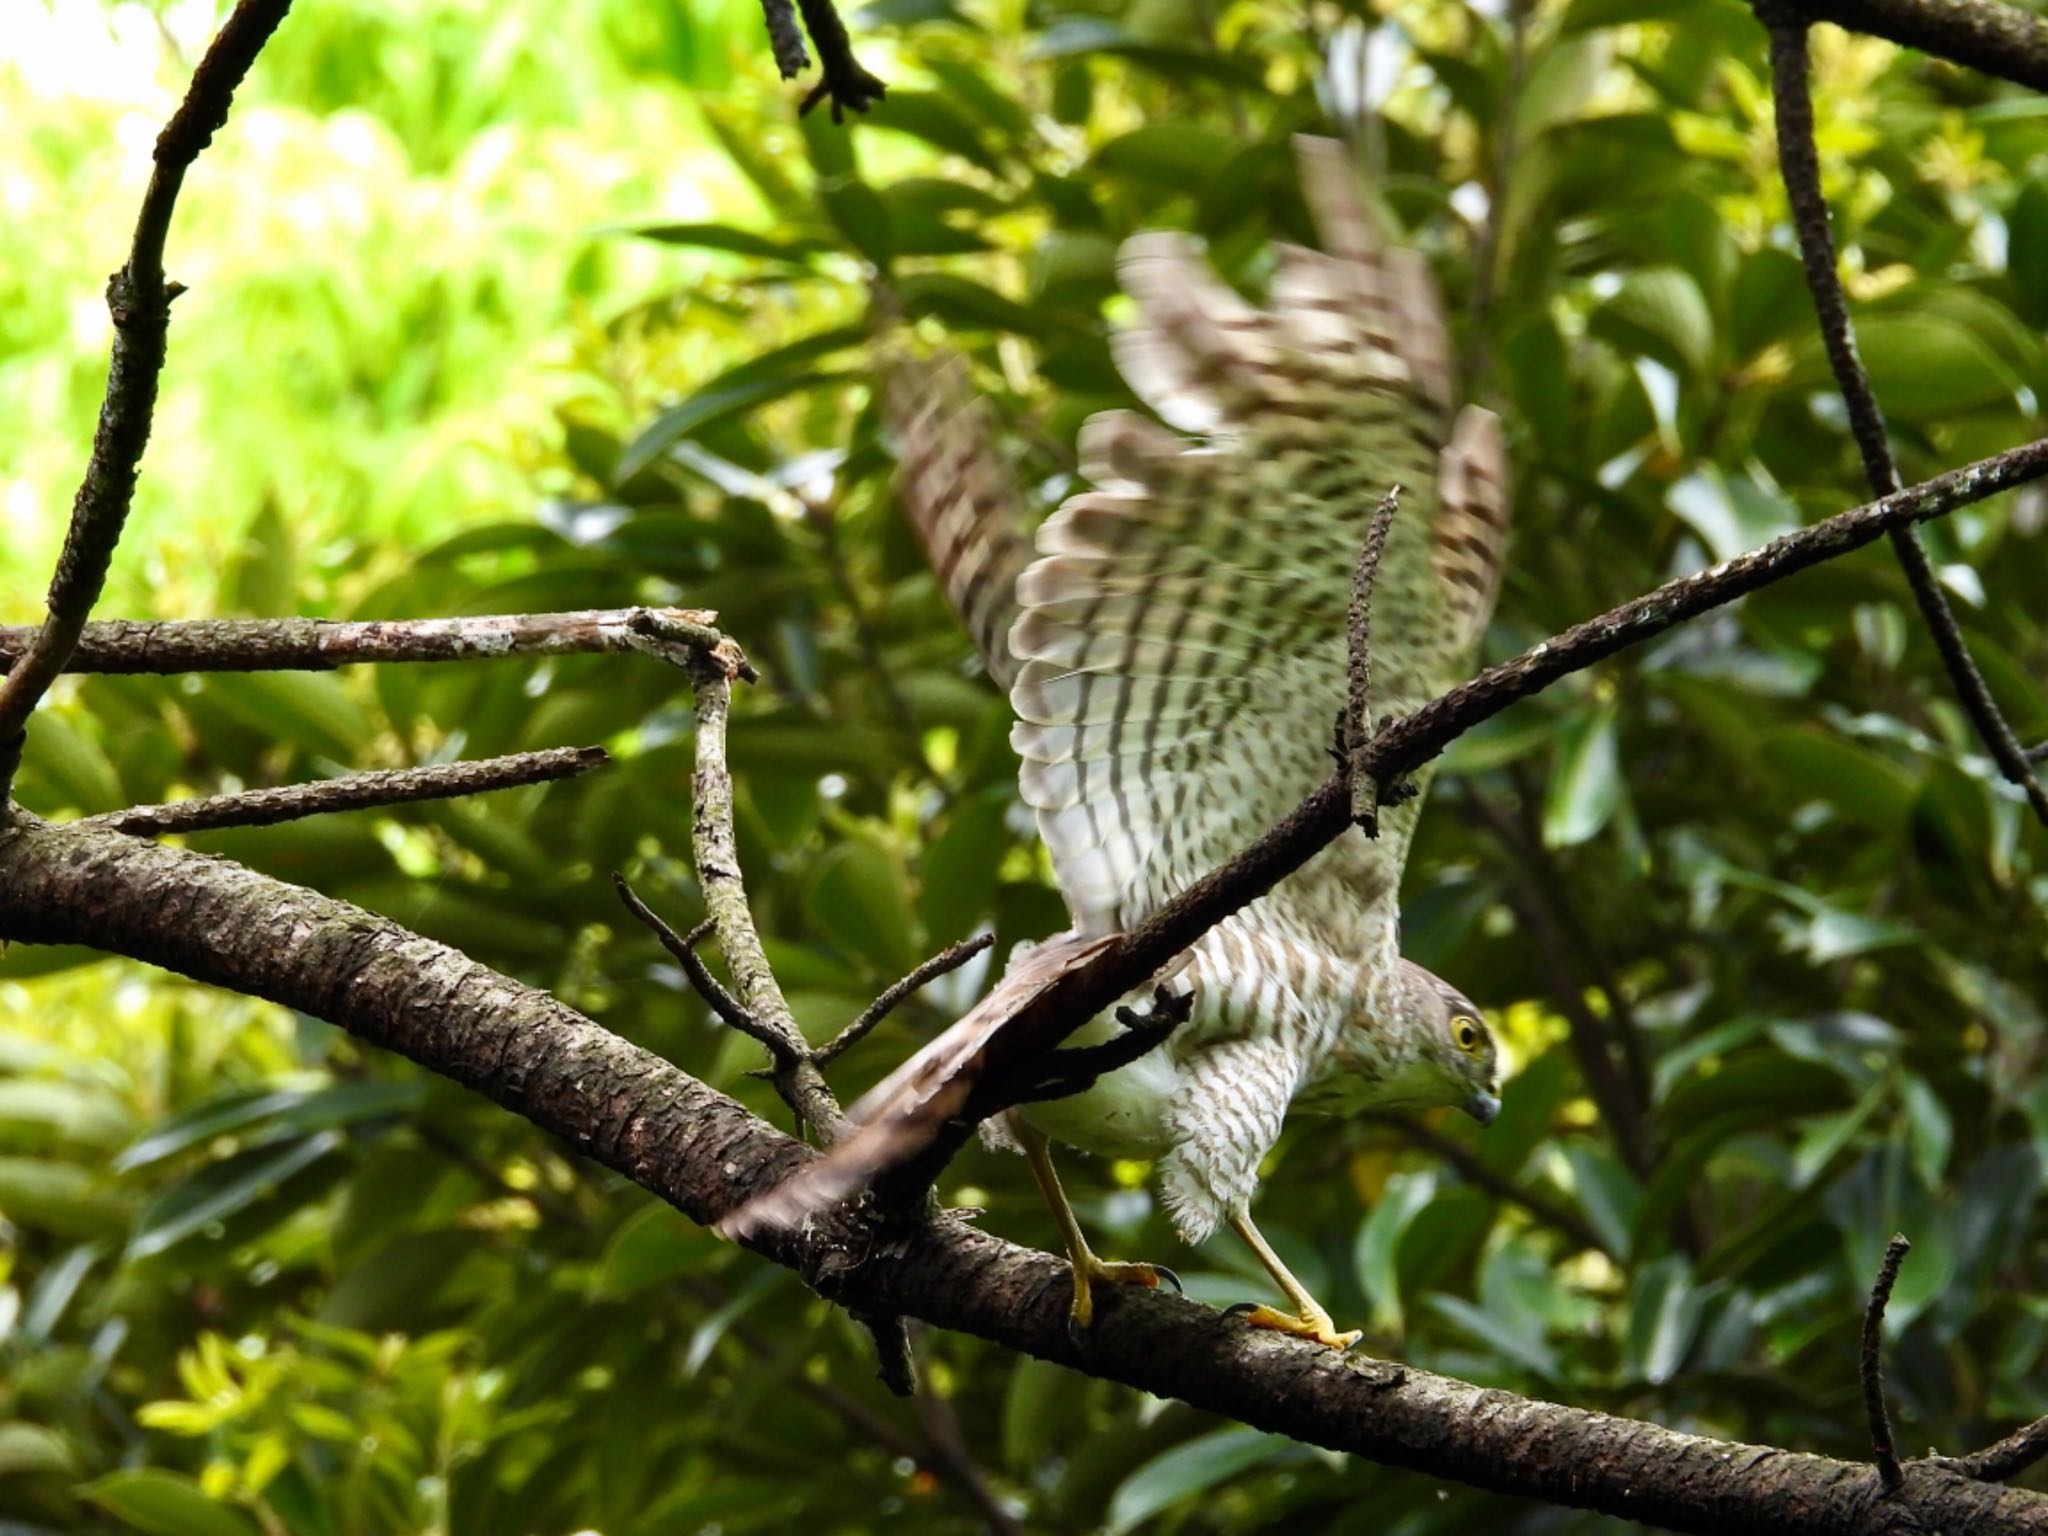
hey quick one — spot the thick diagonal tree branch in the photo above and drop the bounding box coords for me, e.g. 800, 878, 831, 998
0, 0, 293, 795
0, 811, 2041, 1536
1764, 13, 2048, 826
0, 608, 730, 676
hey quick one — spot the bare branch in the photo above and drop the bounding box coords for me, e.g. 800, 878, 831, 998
1861, 1234, 1912, 1493
4, 812, 2046, 1534
818, 933, 995, 1067
1771, 0, 2048, 93
1764, 16, 2048, 827
1946, 1415, 2048, 1483
0, 0, 295, 793
760, 0, 810, 76
688, 671, 847, 1141
1344, 488, 1402, 834
88, 746, 607, 836
0, 608, 727, 675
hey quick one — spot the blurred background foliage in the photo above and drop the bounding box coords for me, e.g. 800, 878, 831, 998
4, 0, 2048, 1531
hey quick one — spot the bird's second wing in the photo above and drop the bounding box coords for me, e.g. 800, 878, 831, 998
887, 353, 1039, 690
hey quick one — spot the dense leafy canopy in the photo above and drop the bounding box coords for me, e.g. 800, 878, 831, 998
4, 0, 2047, 1532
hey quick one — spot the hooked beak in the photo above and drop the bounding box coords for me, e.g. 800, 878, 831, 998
1466, 1090, 1501, 1127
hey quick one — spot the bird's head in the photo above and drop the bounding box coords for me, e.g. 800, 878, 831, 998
1397, 959, 1501, 1126
1303, 959, 1501, 1126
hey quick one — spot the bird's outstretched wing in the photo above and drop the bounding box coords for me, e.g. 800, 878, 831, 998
722, 137, 1509, 1237
1010, 136, 1509, 945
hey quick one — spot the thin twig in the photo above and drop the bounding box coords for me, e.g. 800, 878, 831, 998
90, 746, 607, 836
2026, 742, 2048, 765
760, 0, 810, 76
818, 933, 994, 1066
0, 0, 295, 794
1359, 1111, 1613, 1259
1946, 1414, 2048, 1483
1344, 488, 1402, 833
792, 0, 886, 119
1860, 1233, 1911, 1493
1460, 793, 1657, 1185
1765, 16, 2048, 827
0, 608, 727, 675
612, 878, 768, 1044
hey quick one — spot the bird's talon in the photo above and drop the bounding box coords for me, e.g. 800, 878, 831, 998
1224, 1301, 1362, 1350
1155, 1264, 1183, 1295
1066, 1309, 1088, 1351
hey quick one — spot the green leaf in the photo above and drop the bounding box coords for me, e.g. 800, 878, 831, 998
1792, 315, 2018, 417
81, 1470, 260, 1536
115, 1082, 423, 1173
894, 272, 1040, 333
1563, 1142, 1641, 1258
128, 1132, 343, 1259
1104, 1428, 1290, 1535
618, 369, 849, 483
624, 222, 830, 264
225, 499, 296, 618
0, 1157, 126, 1238
818, 178, 895, 267
1666, 469, 1799, 562
18, 711, 125, 815
199, 673, 370, 761
0, 1421, 79, 1478
1624, 1254, 1702, 1385
1592, 265, 1714, 377
595, 1203, 719, 1297
805, 840, 918, 974
866, 91, 1003, 173
1542, 705, 1621, 847
1093, 123, 1239, 188
1901, 1075, 1953, 1186
1351, 1168, 1440, 1334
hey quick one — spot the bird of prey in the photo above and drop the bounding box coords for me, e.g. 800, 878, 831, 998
725, 136, 1509, 1349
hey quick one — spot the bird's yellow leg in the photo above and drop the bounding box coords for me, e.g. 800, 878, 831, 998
1017, 1122, 1177, 1334
1224, 1206, 1361, 1350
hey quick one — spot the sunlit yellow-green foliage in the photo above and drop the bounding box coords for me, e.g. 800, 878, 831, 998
2, 0, 775, 608
4, 0, 2048, 1533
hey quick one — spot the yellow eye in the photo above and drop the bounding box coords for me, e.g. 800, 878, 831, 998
1453, 1017, 1482, 1054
